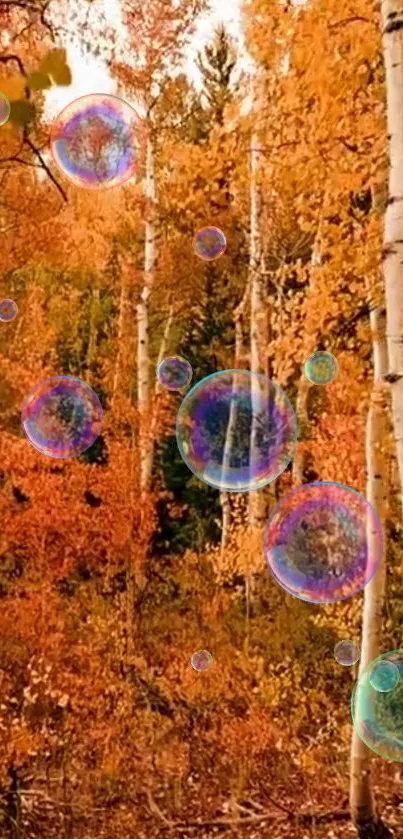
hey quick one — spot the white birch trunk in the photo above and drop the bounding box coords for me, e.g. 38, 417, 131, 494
248, 131, 268, 530
138, 136, 157, 494
380, 0, 403, 505
112, 263, 131, 410
349, 303, 391, 838
220, 282, 250, 552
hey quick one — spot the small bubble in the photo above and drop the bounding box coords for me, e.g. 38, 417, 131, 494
0, 298, 18, 322
334, 639, 360, 667
157, 356, 192, 391
191, 649, 213, 672
193, 226, 227, 261
304, 350, 338, 385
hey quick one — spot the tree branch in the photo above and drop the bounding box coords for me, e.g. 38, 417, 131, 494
23, 133, 68, 202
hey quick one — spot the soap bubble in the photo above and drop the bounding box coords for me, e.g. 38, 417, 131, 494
176, 369, 297, 492
157, 356, 192, 391
50, 94, 144, 190
334, 639, 360, 666
369, 660, 400, 693
304, 350, 338, 385
0, 92, 10, 127
193, 226, 227, 261
0, 298, 18, 322
191, 649, 213, 672
22, 376, 103, 458
263, 481, 383, 603
352, 650, 403, 761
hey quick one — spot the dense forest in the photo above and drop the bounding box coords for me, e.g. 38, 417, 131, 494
0, 0, 403, 836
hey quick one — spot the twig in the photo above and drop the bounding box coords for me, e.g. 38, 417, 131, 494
23, 133, 68, 202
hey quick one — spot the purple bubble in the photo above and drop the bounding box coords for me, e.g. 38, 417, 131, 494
50, 94, 144, 190
193, 226, 227, 261
157, 356, 192, 391
176, 369, 297, 492
21, 376, 103, 458
0, 298, 18, 322
191, 649, 213, 672
264, 482, 383, 603
334, 639, 360, 666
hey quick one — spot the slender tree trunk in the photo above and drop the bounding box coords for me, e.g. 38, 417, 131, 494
349, 303, 391, 838
85, 286, 100, 385
138, 135, 157, 495
380, 0, 403, 506
220, 281, 250, 552
248, 131, 268, 530
112, 263, 131, 410
292, 221, 323, 484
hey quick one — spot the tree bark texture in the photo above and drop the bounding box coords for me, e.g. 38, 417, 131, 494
380, 0, 403, 505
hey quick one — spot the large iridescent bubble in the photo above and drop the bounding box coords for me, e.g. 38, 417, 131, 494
263, 482, 383, 603
50, 94, 144, 190
176, 369, 297, 492
22, 376, 103, 458
352, 650, 403, 761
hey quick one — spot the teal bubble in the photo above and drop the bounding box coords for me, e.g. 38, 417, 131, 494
369, 660, 400, 693
304, 350, 338, 385
352, 650, 403, 761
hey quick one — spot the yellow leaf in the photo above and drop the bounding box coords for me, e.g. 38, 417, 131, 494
27, 71, 51, 91
0, 75, 26, 100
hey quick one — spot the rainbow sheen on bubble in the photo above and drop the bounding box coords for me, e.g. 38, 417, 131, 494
0, 92, 10, 127
352, 650, 403, 761
334, 639, 360, 667
50, 94, 144, 190
157, 356, 192, 391
191, 649, 213, 672
176, 369, 297, 492
21, 376, 103, 458
263, 482, 383, 603
193, 226, 227, 261
0, 298, 18, 322
304, 350, 338, 385
369, 660, 400, 693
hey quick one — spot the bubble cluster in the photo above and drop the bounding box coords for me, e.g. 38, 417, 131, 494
352, 650, 403, 761
304, 350, 338, 385
50, 94, 143, 190
334, 639, 360, 667
176, 369, 297, 492
193, 226, 227, 261
0, 92, 10, 127
21, 376, 103, 458
263, 481, 383, 603
0, 298, 18, 322
157, 356, 192, 391
191, 649, 213, 672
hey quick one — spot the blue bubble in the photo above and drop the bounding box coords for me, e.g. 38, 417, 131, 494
176, 369, 297, 492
